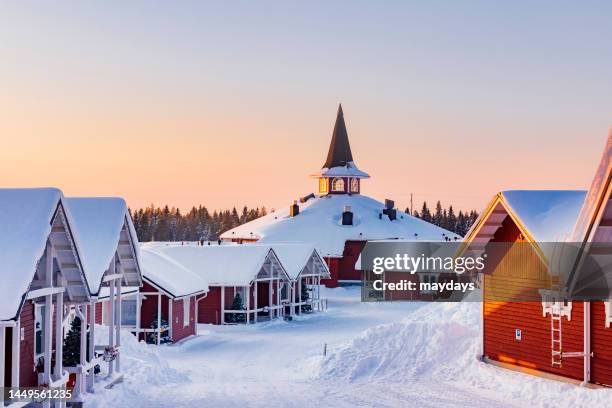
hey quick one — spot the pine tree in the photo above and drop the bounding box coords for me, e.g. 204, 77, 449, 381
433, 201, 443, 227
227, 293, 246, 323
147, 313, 171, 344
300, 284, 311, 313
447, 205, 457, 233
63, 317, 82, 367
420, 202, 432, 223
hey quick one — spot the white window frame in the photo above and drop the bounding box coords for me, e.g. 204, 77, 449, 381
350, 177, 359, 192
331, 177, 345, 192
183, 297, 190, 327
34, 304, 48, 362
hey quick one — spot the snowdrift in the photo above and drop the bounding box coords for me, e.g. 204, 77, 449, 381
319, 302, 611, 407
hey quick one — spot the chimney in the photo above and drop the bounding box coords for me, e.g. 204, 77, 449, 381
342, 205, 353, 226
382, 199, 397, 221
290, 200, 300, 217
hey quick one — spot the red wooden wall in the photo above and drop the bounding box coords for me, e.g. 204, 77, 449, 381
591, 301, 612, 386
169, 296, 196, 343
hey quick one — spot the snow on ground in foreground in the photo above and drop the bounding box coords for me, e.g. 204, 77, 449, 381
85, 287, 611, 408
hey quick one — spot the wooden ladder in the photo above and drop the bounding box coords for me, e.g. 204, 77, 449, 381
551, 302, 563, 366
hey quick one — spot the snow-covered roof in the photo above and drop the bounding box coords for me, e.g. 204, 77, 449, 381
313, 163, 370, 178
140, 244, 209, 298
221, 194, 461, 257
0, 188, 90, 320
141, 242, 288, 287
66, 197, 143, 295
500, 190, 586, 242
249, 242, 330, 280
570, 131, 612, 243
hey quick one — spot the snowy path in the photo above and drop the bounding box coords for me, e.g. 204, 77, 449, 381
86, 287, 611, 408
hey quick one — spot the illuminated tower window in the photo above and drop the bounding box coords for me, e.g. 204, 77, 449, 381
332, 178, 345, 192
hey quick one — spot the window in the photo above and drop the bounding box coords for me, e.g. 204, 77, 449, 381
319, 178, 328, 194
34, 305, 46, 359
121, 299, 137, 326
350, 178, 359, 192
183, 298, 190, 327
331, 178, 345, 192
281, 283, 289, 301
420, 274, 438, 294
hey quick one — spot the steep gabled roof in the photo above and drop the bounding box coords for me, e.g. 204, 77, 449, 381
323, 104, 353, 169
66, 197, 143, 295
0, 188, 90, 320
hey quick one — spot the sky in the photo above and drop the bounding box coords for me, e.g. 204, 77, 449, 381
1, 1, 611, 214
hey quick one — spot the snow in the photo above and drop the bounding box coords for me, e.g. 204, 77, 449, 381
83, 288, 611, 407
0, 188, 63, 320
66, 198, 140, 295
314, 162, 371, 178
252, 242, 330, 280
222, 194, 461, 257
139, 244, 209, 298
140, 242, 285, 286
501, 190, 587, 242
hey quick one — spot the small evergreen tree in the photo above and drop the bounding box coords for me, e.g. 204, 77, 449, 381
300, 284, 312, 313
227, 293, 246, 323
63, 317, 82, 367
146, 313, 172, 344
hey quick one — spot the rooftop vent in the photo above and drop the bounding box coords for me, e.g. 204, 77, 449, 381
290, 200, 300, 217
382, 199, 397, 221
300, 193, 315, 203
342, 206, 353, 226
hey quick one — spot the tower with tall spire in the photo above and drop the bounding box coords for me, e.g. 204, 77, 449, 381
313, 104, 370, 195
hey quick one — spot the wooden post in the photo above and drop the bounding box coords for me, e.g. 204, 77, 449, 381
291, 281, 296, 317
298, 278, 302, 316
12, 320, 20, 388
54, 291, 65, 408
220, 286, 225, 324
115, 271, 122, 373
136, 293, 141, 342
246, 286, 251, 324
254, 281, 258, 323
168, 298, 173, 341
276, 278, 280, 319
157, 294, 162, 345
108, 277, 115, 376
268, 278, 273, 320
44, 245, 53, 386
87, 299, 95, 392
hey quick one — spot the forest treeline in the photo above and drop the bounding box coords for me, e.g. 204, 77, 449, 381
408, 201, 478, 237
130, 200, 478, 242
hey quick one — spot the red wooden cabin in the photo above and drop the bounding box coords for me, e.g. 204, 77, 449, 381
0, 189, 90, 406
465, 132, 612, 388
138, 246, 208, 344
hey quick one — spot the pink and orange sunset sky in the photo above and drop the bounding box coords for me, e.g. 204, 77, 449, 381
1, 2, 611, 213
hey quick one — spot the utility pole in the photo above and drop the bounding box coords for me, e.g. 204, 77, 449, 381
410, 193, 413, 216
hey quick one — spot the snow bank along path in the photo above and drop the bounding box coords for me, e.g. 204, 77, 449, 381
85, 288, 611, 407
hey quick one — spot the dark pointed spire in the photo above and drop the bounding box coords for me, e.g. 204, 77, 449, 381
323, 104, 354, 168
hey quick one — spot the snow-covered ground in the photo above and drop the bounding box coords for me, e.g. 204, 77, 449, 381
85, 287, 611, 407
